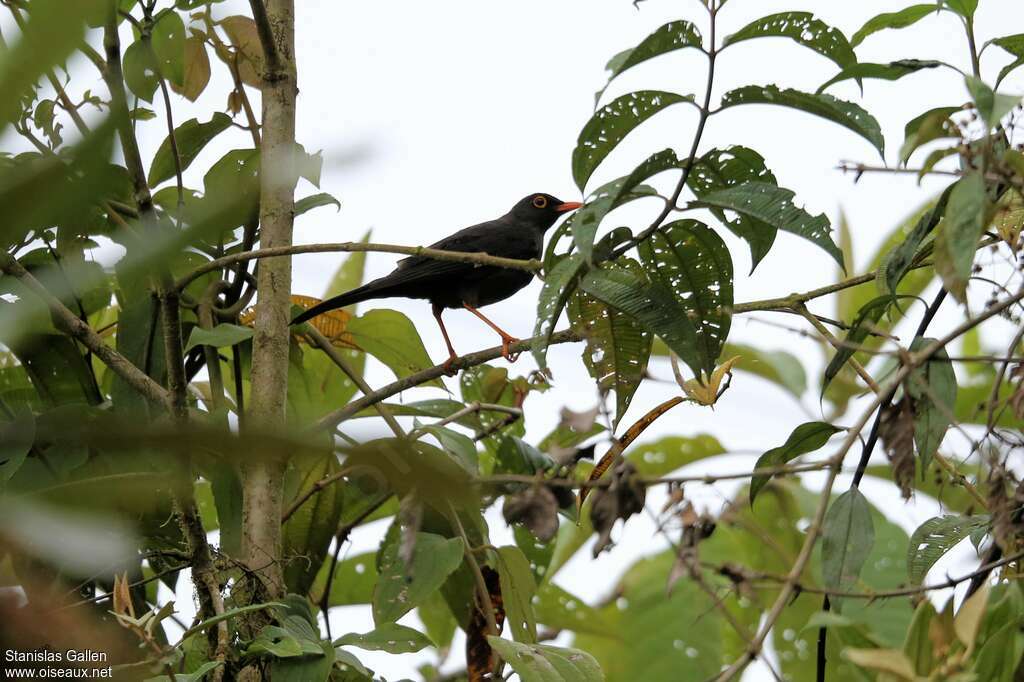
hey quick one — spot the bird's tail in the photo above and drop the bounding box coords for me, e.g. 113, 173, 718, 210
290, 282, 386, 325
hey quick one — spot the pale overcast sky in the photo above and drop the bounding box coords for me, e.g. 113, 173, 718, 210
3, 0, 1022, 679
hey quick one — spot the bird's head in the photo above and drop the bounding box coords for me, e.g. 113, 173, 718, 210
510, 193, 582, 229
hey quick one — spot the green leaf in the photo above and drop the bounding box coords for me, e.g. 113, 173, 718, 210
818, 60, 942, 94
877, 187, 952, 295
899, 106, 959, 165
687, 146, 778, 269
0, 412, 35, 484
598, 21, 702, 101
992, 34, 1024, 87
579, 263, 706, 377
0, 0, 101, 126
420, 425, 477, 473
310, 551, 378, 607
497, 546, 539, 643
572, 90, 693, 191
572, 149, 681, 261
906, 337, 957, 472
151, 10, 186, 86
724, 12, 856, 71
822, 488, 875, 595
942, 0, 978, 18
324, 229, 371, 302
691, 182, 842, 268
640, 219, 733, 372
533, 254, 585, 369
567, 261, 652, 429
334, 624, 433, 653
201, 148, 261, 230
906, 514, 989, 585
295, 192, 341, 216
719, 85, 884, 156
935, 172, 989, 301
346, 309, 442, 387
144, 661, 223, 682
488, 638, 605, 682
123, 40, 160, 102
822, 296, 891, 395
903, 600, 936, 675
719, 342, 806, 398
973, 621, 1024, 682
750, 422, 842, 505
149, 113, 233, 187
965, 76, 1021, 129
282, 452, 345, 595
851, 5, 942, 47
184, 323, 254, 352
534, 583, 616, 637
373, 532, 464, 624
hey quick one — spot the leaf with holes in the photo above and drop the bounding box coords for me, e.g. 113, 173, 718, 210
334, 623, 434, 654
720, 85, 884, 156
122, 40, 160, 102
640, 219, 733, 370
906, 337, 957, 472
568, 261, 651, 429
851, 5, 943, 47
533, 253, 585, 368
935, 173, 989, 302
497, 546, 539, 643
724, 12, 856, 71
572, 90, 693, 191
572, 149, 682, 261
691, 182, 842, 268
749, 422, 842, 505
579, 263, 706, 377
149, 113, 233, 187
487, 638, 604, 682
687, 146, 779, 269
373, 532, 464, 624
906, 515, 990, 585
597, 21, 702, 103
822, 296, 892, 396
822, 488, 875, 598
818, 60, 942, 94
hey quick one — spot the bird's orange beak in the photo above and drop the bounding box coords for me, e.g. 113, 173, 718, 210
555, 201, 583, 213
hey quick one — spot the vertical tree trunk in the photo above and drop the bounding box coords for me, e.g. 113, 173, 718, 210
238, 0, 296, 661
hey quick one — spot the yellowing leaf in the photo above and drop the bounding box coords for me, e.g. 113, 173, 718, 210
842, 647, 916, 679
682, 356, 740, 406
953, 581, 989, 651
242, 295, 354, 348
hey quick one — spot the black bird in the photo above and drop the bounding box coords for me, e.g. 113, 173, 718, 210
291, 193, 582, 370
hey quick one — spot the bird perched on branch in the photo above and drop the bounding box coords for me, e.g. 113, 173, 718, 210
291, 193, 581, 372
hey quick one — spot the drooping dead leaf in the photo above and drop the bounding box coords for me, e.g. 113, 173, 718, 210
878, 397, 916, 500
682, 356, 740, 406
241, 294, 356, 348
218, 15, 264, 87
466, 566, 505, 682
590, 460, 646, 557
503, 485, 559, 542
111, 572, 134, 621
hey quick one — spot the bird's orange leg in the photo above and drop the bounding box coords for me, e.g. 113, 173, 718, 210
463, 304, 521, 362
433, 304, 460, 376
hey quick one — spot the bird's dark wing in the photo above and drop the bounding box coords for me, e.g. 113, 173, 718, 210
379, 217, 534, 287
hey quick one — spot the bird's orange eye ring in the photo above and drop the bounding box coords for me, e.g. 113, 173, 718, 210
532, 195, 548, 209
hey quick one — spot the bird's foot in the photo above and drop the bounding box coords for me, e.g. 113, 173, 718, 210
500, 335, 522, 363
441, 355, 460, 377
